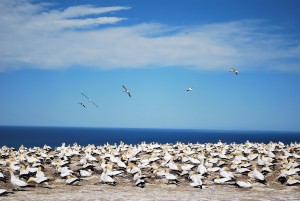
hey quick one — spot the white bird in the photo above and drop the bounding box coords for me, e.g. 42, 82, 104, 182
81, 92, 99, 108
100, 168, 116, 185
122, 85, 131, 97
0, 189, 7, 196
79, 169, 92, 177
65, 176, 80, 185
0, 189, 13, 196
252, 167, 267, 184
213, 176, 232, 185
286, 176, 300, 186
27, 176, 49, 185
189, 173, 203, 189
8, 167, 29, 190
230, 68, 239, 75
235, 180, 252, 188
0, 171, 6, 182
186, 87, 193, 92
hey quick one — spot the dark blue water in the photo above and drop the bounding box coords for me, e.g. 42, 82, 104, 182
0, 126, 299, 148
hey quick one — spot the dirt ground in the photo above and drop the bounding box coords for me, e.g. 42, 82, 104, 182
1, 177, 300, 201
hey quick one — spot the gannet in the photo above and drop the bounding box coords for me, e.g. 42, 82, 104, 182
100, 167, 116, 185
286, 176, 300, 186
122, 85, 131, 97
249, 165, 267, 184
236, 165, 250, 175
277, 169, 288, 184
135, 178, 145, 188
0, 189, 13, 196
197, 159, 208, 176
230, 68, 239, 75
78, 102, 86, 108
189, 172, 203, 189
8, 167, 30, 190
186, 87, 193, 92
235, 179, 252, 188
133, 171, 147, 188
79, 169, 92, 177
65, 176, 80, 185
220, 167, 235, 180
0, 171, 6, 183
167, 159, 179, 171
213, 175, 232, 185
27, 176, 49, 186
81, 92, 99, 108
165, 168, 180, 185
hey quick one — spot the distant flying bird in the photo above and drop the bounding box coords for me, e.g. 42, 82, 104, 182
230, 68, 239, 75
186, 87, 193, 92
81, 93, 99, 108
122, 85, 131, 97
78, 102, 86, 108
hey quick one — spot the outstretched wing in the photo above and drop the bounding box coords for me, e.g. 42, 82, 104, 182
127, 92, 131, 97
81, 92, 89, 101
92, 101, 99, 108
123, 85, 127, 91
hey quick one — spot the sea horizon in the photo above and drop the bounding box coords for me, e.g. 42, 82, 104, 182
1, 124, 300, 134
1, 125, 300, 148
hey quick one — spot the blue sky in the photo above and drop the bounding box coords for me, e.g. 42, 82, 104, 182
1, 0, 300, 131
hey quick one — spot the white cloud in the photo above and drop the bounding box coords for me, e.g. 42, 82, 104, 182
0, 0, 300, 72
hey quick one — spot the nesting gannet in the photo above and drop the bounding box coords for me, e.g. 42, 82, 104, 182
220, 167, 235, 180
79, 169, 92, 177
81, 92, 99, 108
277, 169, 288, 184
0, 171, 6, 183
8, 167, 30, 190
186, 87, 193, 92
27, 176, 49, 186
189, 172, 203, 189
65, 176, 80, 185
122, 85, 131, 97
0, 189, 13, 196
100, 167, 116, 185
235, 179, 252, 188
213, 175, 232, 185
0, 189, 7, 196
167, 159, 179, 171
165, 168, 180, 185
252, 166, 267, 184
135, 178, 145, 188
229, 68, 239, 75
197, 159, 208, 176
133, 171, 147, 188
286, 176, 300, 186
236, 165, 250, 175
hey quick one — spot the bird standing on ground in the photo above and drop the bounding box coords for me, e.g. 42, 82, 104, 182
8, 167, 30, 190
123, 85, 131, 97
81, 93, 99, 108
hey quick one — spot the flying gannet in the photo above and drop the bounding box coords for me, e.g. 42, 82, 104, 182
78, 102, 86, 108
122, 85, 131, 97
81, 92, 99, 108
186, 87, 193, 92
230, 68, 239, 75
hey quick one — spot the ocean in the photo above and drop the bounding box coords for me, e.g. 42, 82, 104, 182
0, 126, 299, 148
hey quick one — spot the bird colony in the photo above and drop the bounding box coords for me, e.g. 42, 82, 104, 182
0, 140, 300, 196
